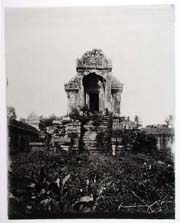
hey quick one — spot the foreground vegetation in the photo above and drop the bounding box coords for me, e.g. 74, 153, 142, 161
9, 146, 175, 219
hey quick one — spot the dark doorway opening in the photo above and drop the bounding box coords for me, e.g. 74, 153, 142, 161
83, 73, 105, 113
89, 93, 99, 112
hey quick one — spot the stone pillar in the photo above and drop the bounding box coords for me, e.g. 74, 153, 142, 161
104, 73, 112, 112
112, 144, 116, 156
67, 92, 72, 114
86, 93, 90, 109
79, 77, 84, 108
99, 87, 104, 112
111, 94, 115, 113
115, 91, 121, 115
157, 136, 161, 151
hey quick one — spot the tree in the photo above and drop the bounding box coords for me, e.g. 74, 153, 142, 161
134, 115, 142, 128
27, 112, 38, 121
7, 106, 17, 120
126, 116, 130, 123
165, 115, 174, 128
68, 132, 79, 153
49, 114, 57, 121
132, 131, 157, 153
111, 129, 122, 146
69, 108, 81, 121
19, 118, 26, 123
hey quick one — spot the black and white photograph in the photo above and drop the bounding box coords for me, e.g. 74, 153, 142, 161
4, 4, 175, 220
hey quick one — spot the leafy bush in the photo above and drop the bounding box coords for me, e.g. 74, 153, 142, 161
9, 149, 175, 218
69, 108, 81, 121
132, 132, 157, 153
91, 113, 103, 127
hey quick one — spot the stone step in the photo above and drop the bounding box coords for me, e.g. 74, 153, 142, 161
83, 141, 96, 144
83, 139, 97, 143
84, 121, 110, 125
83, 141, 97, 144
83, 136, 97, 140
81, 115, 112, 151
84, 146, 97, 150
83, 145, 97, 147
82, 140, 96, 143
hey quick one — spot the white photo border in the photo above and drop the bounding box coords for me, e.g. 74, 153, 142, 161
0, 0, 179, 223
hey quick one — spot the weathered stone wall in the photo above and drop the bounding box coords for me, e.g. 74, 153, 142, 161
82, 115, 112, 151
112, 92, 121, 114
104, 74, 112, 112
65, 121, 81, 138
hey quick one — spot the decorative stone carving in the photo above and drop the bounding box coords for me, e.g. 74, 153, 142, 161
64, 76, 81, 91
76, 49, 112, 71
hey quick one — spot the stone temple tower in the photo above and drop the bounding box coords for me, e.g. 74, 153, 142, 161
65, 49, 123, 115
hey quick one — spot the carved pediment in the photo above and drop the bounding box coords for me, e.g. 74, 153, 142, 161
110, 75, 124, 92
76, 49, 112, 71
65, 75, 81, 91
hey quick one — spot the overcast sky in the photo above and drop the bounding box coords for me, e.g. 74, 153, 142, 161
5, 5, 174, 126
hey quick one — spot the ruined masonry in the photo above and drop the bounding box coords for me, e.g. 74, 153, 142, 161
64, 49, 124, 150
65, 49, 123, 115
